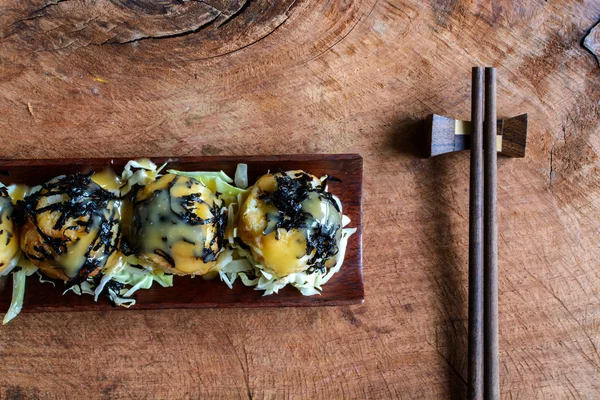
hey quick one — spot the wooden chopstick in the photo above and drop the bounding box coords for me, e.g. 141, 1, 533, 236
484, 67, 500, 400
468, 67, 484, 400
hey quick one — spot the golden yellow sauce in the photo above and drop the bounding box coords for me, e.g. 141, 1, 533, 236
19, 176, 123, 281
134, 174, 224, 275
56, 220, 101, 278
0, 193, 19, 272
169, 241, 213, 275
119, 198, 134, 238
91, 168, 122, 193
260, 230, 308, 276
238, 171, 343, 277
8, 184, 29, 202
302, 192, 326, 221
103, 251, 126, 276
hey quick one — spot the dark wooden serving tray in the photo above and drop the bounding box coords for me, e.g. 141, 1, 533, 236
0, 154, 363, 312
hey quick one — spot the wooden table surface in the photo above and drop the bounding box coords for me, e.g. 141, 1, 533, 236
1, 1, 599, 398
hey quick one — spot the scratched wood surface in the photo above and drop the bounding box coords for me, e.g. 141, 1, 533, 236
1, 1, 599, 399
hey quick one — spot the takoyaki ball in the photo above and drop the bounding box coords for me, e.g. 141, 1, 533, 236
130, 174, 227, 276
238, 171, 343, 277
20, 173, 122, 284
0, 187, 20, 274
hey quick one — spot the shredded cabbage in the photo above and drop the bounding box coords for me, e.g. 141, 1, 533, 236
93, 255, 127, 301
168, 169, 233, 183
2, 261, 37, 325
64, 265, 173, 308
0, 256, 19, 277
219, 258, 254, 289
167, 169, 248, 206
220, 227, 356, 296
36, 271, 56, 286
113, 266, 173, 297
234, 163, 249, 189
120, 158, 165, 195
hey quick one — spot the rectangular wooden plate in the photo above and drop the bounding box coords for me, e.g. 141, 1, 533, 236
0, 154, 363, 312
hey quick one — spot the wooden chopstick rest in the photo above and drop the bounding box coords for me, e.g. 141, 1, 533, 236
426, 113, 527, 158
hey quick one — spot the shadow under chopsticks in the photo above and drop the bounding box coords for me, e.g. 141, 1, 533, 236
425, 154, 469, 399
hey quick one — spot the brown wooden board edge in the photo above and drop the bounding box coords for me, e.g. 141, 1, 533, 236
0, 154, 364, 313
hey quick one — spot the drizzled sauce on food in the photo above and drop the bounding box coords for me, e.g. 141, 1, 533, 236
19, 173, 122, 284
239, 171, 342, 277
91, 168, 122, 194
0, 187, 19, 272
130, 174, 226, 275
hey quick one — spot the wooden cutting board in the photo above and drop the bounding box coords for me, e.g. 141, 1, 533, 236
0, 154, 363, 311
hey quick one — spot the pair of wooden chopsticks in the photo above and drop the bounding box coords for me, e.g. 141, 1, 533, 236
468, 67, 499, 400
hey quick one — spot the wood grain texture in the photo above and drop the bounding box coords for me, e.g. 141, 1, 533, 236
1, 0, 600, 399
583, 19, 600, 67
0, 154, 364, 311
